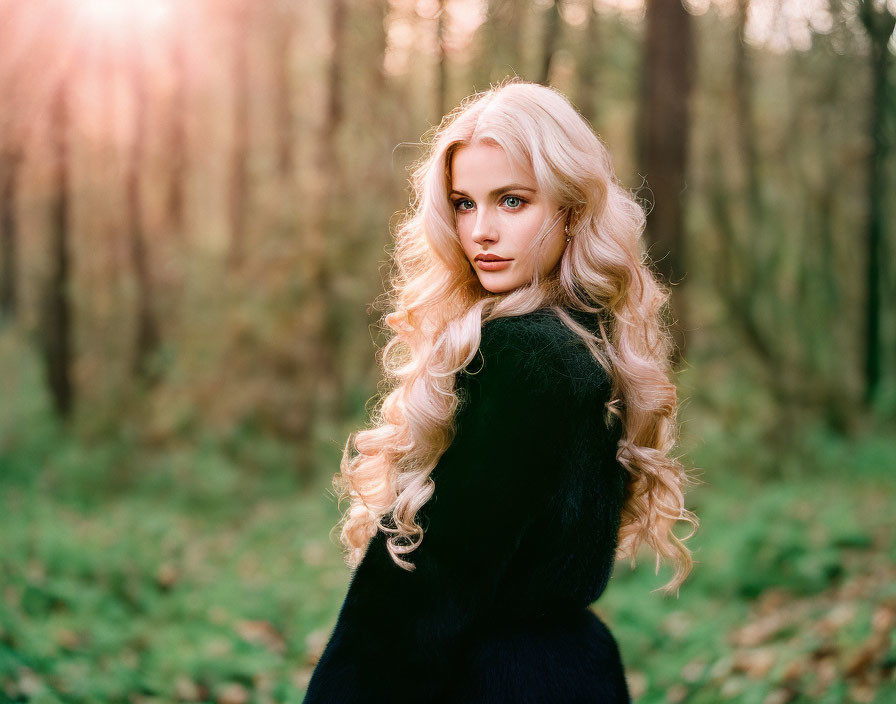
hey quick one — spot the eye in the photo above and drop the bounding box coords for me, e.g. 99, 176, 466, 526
503, 195, 526, 209
453, 199, 474, 212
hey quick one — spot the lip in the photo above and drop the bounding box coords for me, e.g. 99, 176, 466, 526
475, 258, 513, 272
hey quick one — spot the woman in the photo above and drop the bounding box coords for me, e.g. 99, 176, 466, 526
303, 78, 699, 703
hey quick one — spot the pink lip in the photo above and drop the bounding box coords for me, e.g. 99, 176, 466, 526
475, 259, 512, 272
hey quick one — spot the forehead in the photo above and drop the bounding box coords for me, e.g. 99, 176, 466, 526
449, 142, 536, 190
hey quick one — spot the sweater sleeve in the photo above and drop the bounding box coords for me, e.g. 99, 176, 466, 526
302, 315, 613, 704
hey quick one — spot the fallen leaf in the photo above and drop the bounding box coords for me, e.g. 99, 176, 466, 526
236, 619, 286, 654
216, 682, 249, 704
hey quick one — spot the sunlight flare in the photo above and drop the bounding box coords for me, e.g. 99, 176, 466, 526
74, 0, 172, 34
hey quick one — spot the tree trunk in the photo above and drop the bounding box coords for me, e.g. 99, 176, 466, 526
127, 22, 161, 383
295, 0, 347, 483
42, 77, 74, 419
436, 0, 448, 121
227, 1, 250, 268
0, 145, 22, 320
272, 2, 296, 181
538, 0, 561, 86
575, 0, 600, 126
638, 0, 694, 365
166, 12, 188, 237
858, 0, 895, 406
734, 0, 761, 227
473, 0, 526, 88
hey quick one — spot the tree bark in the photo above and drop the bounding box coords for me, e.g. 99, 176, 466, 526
272, 1, 296, 181
858, 0, 895, 406
538, 0, 561, 86
473, 0, 526, 88
436, 0, 448, 121
638, 0, 694, 364
734, 0, 761, 227
575, 0, 600, 126
0, 145, 21, 320
42, 76, 74, 418
166, 11, 188, 237
295, 0, 347, 483
127, 21, 161, 383
227, 0, 250, 268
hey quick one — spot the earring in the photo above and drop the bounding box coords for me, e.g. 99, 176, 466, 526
565, 221, 571, 243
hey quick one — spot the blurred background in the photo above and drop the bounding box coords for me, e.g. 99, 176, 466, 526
1, 0, 895, 702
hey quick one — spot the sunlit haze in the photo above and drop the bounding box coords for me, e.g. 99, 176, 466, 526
74, 0, 171, 34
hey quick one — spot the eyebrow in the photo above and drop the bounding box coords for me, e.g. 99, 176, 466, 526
448, 184, 537, 198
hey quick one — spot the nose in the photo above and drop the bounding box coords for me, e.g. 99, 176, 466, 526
471, 209, 497, 245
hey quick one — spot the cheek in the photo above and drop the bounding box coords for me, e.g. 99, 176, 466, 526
502, 210, 546, 246
456, 218, 475, 253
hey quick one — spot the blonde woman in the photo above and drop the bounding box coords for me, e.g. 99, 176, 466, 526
303, 78, 699, 703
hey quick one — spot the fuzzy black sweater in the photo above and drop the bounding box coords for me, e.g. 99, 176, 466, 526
303, 308, 632, 703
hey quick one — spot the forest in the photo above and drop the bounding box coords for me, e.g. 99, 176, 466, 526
0, 0, 894, 702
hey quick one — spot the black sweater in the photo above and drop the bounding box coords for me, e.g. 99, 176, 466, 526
303, 308, 632, 703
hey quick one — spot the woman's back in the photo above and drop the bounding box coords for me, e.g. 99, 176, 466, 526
303, 308, 632, 703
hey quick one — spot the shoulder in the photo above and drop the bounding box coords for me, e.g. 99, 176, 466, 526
480, 308, 565, 350
466, 308, 610, 402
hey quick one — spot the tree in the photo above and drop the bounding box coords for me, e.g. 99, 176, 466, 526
0, 1, 30, 322
165, 6, 189, 237
538, 0, 562, 85
294, 0, 348, 481
858, 0, 895, 406
126, 14, 161, 383
638, 0, 695, 363
435, 0, 449, 121
472, 0, 527, 88
227, 0, 251, 268
271, 0, 296, 182
0, 141, 21, 320
41, 74, 74, 418
575, 0, 600, 127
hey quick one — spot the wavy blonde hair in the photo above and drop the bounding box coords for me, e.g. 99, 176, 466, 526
332, 78, 699, 595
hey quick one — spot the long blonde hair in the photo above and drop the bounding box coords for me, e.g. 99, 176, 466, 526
332, 78, 699, 595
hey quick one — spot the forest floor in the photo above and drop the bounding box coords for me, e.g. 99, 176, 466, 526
1, 335, 894, 703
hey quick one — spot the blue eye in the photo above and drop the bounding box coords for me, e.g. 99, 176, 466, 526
452, 196, 527, 211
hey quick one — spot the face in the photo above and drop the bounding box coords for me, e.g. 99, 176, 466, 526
449, 142, 567, 294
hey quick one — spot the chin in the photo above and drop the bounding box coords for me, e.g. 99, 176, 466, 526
478, 279, 518, 294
